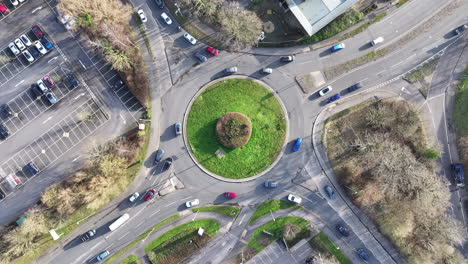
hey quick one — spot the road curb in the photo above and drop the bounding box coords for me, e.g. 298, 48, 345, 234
181, 75, 290, 183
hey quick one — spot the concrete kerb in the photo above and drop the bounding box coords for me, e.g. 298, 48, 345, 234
181, 75, 290, 183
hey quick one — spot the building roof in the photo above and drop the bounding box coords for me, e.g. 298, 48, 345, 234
286, 0, 358, 36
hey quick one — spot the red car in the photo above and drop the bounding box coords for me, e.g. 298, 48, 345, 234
0, 4, 10, 15
224, 192, 237, 198
32, 25, 44, 39
43, 75, 55, 88
144, 189, 157, 201
206, 46, 219, 56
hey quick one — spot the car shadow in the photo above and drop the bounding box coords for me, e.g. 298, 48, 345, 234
358, 42, 372, 51
308, 92, 321, 101
160, 125, 176, 142
318, 49, 332, 58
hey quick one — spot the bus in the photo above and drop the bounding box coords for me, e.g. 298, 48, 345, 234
109, 213, 130, 231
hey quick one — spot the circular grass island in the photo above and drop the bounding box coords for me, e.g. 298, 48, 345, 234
186, 78, 287, 179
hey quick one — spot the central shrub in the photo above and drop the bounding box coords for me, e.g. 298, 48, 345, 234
216, 112, 252, 148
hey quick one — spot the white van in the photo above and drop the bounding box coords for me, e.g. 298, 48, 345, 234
371, 37, 384, 46
109, 213, 130, 231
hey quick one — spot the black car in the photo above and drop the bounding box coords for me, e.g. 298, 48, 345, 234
347, 82, 362, 93
162, 157, 173, 171
81, 229, 96, 242
0, 104, 13, 117
454, 24, 467, 35
0, 125, 9, 139
335, 224, 350, 237
67, 73, 79, 88
28, 46, 40, 59
0, 191, 5, 200
155, 0, 164, 9
26, 162, 39, 175
280, 55, 294, 62
31, 83, 44, 97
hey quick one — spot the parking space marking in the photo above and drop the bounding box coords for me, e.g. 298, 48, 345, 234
0, 98, 109, 198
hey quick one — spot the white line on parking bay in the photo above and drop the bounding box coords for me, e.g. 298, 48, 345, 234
15, 80, 24, 87
42, 116, 53, 124
119, 114, 127, 124
31, 6, 43, 14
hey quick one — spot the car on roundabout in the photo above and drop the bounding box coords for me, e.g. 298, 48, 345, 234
288, 194, 302, 204
154, 149, 165, 165
144, 189, 157, 201
129, 192, 139, 202
186, 199, 200, 208
318, 86, 332, 97
292, 137, 302, 152
331, 43, 345, 52
264, 181, 278, 188
224, 192, 237, 198
162, 157, 173, 171
347, 82, 362, 93
326, 94, 341, 104
97, 250, 110, 261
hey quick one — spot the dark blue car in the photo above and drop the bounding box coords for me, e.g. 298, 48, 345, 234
292, 137, 302, 152
335, 224, 350, 237
324, 185, 335, 199
357, 248, 369, 261
326, 94, 341, 103
347, 82, 362, 93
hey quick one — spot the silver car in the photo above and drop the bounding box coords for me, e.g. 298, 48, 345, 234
224, 67, 237, 74
129, 192, 139, 202
261, 68, 273, 74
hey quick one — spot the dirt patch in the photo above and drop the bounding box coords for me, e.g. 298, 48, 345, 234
216, 112, 252, 148
296, 72, 326, 94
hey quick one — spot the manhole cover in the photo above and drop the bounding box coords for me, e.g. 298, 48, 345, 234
263, 21, 275, 33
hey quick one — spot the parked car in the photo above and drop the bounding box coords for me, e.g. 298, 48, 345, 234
206, 46, 219, 55
370, 37, 384, 46
81, 229, 96, 242
28, 46, 40, 58
43, 75, 55, 88
281, 55, 294, 62
32, 25, 45, 39
264, 181, 278, 188
174, 122, 182, 135
137, 9, 147, 23
45, 92, 57, 105
0, 125, 9, 139
194, 52, 207, 62
0, 3, 10, 15
40, 36, 53, 50
155, 0, 164, 8
185, 199, 200, 208
356, 248, 369, 261
318, 86, 332, 96
14, 39, 26, 51
10, 0, 19, 7
454, 24, 468, 35
154, 149, 164, 165
224, 67, 237, 74
224, 192, 237, 198
451, 163, 465, 187
144, 189, 157, 201
326, 94, 341, 103
67, 73, 79, 88
288, 194, 302, 204
183, 33, 197, 45
347, 82, 362, 93
0, 191, 5, 200
26, 162, 39, 175
31, 84, 44, 97
20, 35, 32, 46
34, 41, 47, 55
261, 68, 273, 74
1, 104, 13, 117
331, 43, 345, 52
37, 79, 49, 94
129, 192, 139, 202
96, 250, 110, 261
324, 185, 335, 199
335, 224, 350, 237
162, 157, 173, 171
8, 42, 20, 55
292, 137, 302, 152
22, 50, 34, 62
161, 12, 172, 25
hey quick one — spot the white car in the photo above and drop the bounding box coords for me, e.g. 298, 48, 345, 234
34, 41, 47, 55
10, 0, 19, 6
129, 192, 139, 202
22, 50, 34, 62
183, 33, 197, 45
14, 39, 26, 51
185, 199, 200, 208
261, 68, 273, 74
18, 0, 25, 2
161, 12, 172, 25
8, 42, 20, 55
288, 194, 302, 204
36, 79, 48, 93
20, 35, 32, 46
318, 86, 332, 97
371, 36, 384, 46
137, 9, 147, 23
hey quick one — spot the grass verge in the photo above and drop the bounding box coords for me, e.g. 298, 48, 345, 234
186, 78, 286, 178
339, 12, 387, 41
396, 0, 410, 8
302, 9, 363, 44
309, 232, 352, 264
404, 58, 439, 83
192, 205, 240, 219
104, 214, 180, 264
249, 200, 300, 225
118, 255, 139, 264
454, 67, 468, 189
133, 15, 153, 57
247, 216, 310, 252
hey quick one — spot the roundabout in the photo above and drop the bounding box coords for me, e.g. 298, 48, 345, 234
185, 77, 288, 179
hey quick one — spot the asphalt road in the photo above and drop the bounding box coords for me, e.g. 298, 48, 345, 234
17, 0, 468, 263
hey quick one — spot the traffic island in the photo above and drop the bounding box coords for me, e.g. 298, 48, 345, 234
185, 77, 287, 180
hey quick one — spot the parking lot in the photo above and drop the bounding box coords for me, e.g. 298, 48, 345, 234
0, 0, 29, 23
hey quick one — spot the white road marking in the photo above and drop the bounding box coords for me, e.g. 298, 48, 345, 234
375, 70, 385, 75
183, 196, 193, 200
42, 116, 53, 124
72, 155, 81, 162
15, 80, 24, 87
149, 209, 160, 218
31, 6, 43, 14
47, 56, 59, 63
74, 93, 86, 100
89, 241, 104, 251
390, 61, 403, 68
119, 113, 127, 124
356, 77, 368, 83
135, 221, 145, 228
118, 232, 130, 241
165, 201, 176, 207
238, 214, 246, 226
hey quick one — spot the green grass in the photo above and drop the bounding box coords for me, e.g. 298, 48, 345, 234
339, 12, 387, 41
404, 58, 439, 83
454, 69, 468, 136
145, 219, 220, 253
303, 8, 363, 44
248, 216, 310, 252
118, 255, 139, 264
133, 15, 153, 57
104, 214, 180, 264
249, 200, 300, 225
309, 232, 352, 264
192, 205, 240, 218
396, 0, 410, 8
187, 78, 286, 178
